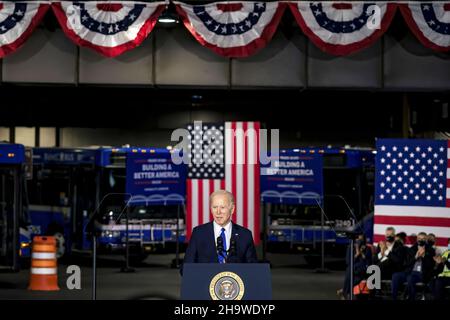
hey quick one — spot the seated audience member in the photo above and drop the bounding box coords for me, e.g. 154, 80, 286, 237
432, 238, 450, 300
338, 234, 373, 299
391, 232, 436, 300
427, 233, 442, 256
376, 231, 408, 298
395, 232, 407, 244
389, 232, 409, 273
375, 227, 403, 280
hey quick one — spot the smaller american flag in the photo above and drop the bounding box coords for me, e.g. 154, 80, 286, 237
374, 139, 450, 249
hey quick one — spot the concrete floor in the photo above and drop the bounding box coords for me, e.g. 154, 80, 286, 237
0, 253, 345, 300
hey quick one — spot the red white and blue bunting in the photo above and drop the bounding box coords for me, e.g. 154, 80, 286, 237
0, 1, 49, 58
288, 1, 397, 55
2, 2, 450, 58
400, 2, 450, 52
52, 1, 166, 57
174, 1, 286, 57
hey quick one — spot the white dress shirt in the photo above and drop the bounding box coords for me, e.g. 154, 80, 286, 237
213, 220, 232, 251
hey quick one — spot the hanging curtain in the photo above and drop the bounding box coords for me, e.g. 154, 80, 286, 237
400, 2, 450, 52
174, 1, 287, 57
288, 1, 397, 55
0, 1, 49, 58
52, 1, 166, 57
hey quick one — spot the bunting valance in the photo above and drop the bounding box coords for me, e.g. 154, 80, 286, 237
1, 1, 449, 58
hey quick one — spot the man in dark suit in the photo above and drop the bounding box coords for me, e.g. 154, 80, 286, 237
183, 190, 258, 267
391, 232, 436, 300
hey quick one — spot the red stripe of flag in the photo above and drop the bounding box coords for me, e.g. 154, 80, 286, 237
243, 122, 248, 229
332, 3, 352, 10
217, 3, 243, 12
97, 4, 123, 12
198, 179, 203, 225
232, 122, 237, 224
209, 180, 214, 221
254, 122, 261, 244
186, 180, 192, 240
374, 215, 450, 228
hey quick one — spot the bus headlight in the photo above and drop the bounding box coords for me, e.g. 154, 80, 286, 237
20, 242, 31, 249
101, 231, 120, 238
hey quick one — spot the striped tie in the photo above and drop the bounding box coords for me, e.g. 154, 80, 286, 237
218, 228, 227, 263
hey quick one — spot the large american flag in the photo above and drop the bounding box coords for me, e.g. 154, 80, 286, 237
374, 139, 450, 250
186, 121, 261, 245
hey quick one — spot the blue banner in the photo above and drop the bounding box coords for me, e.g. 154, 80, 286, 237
260, 151, 323, 205
126, 151, 187, 205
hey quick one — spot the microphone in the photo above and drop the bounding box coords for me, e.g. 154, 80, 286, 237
225, 234, 238, 263
228, 237, 237, 257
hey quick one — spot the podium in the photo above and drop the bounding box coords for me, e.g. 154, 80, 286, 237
180, 263, 272, 300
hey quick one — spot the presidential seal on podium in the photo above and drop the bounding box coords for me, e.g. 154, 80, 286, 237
209, 271, 245, 300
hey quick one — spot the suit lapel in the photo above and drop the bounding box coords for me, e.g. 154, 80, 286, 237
231, 223, 239, 240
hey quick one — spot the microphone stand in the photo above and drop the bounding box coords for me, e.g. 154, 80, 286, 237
349, 237, 354, 301
120, 205, 135, 273
342, 231, 360, 301
85, 193, 132, 300
85, 212, 101, 300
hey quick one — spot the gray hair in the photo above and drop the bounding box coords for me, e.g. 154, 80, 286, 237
209, 189, 235, 206
386, 227, 396, 233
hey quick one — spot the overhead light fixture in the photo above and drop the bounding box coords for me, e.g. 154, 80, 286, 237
158, 10, 179, 25
158, 16, 178, 24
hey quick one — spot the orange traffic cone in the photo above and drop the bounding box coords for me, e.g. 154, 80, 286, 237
28, 236, 60, 291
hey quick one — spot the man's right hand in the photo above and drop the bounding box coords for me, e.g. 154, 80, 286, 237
433, 255, 443, 264
354, 244, 360, 257
416, 247, 425, 258
379, 241, 386, 255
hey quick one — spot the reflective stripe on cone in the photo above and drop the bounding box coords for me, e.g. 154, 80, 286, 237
32, 252, 56, 260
